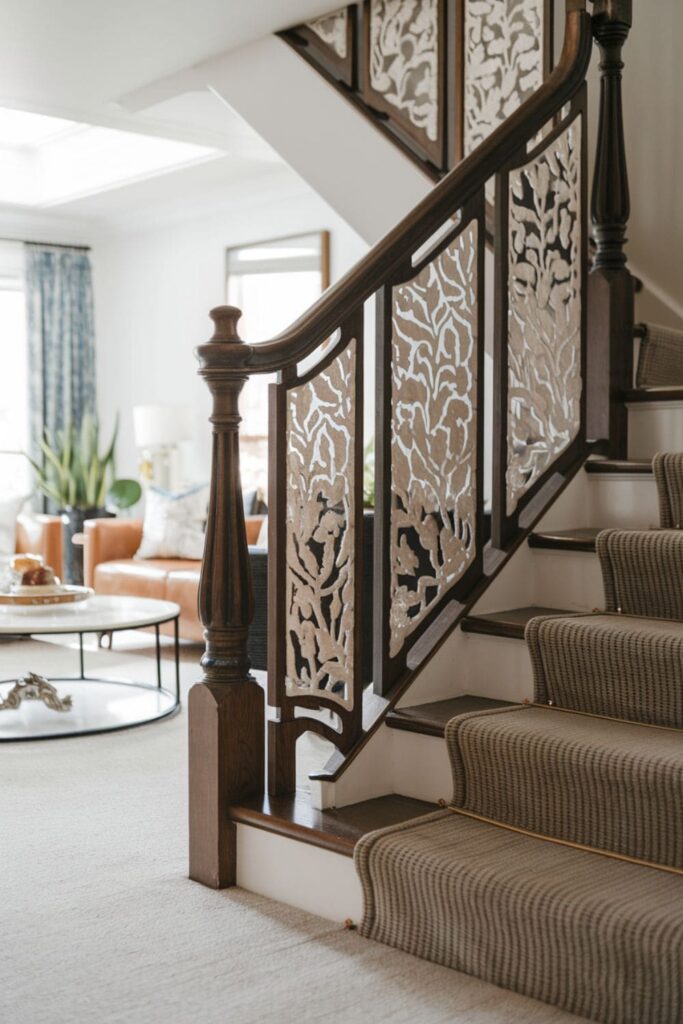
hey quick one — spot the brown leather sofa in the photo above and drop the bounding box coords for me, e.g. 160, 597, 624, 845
15, 514, 64, 577
83, 516, 265, 643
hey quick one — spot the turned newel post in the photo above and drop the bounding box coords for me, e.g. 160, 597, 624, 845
188, 305, 264, 889
587, 0, 634, 456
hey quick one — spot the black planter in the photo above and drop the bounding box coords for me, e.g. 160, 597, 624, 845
61, 507, 114, 585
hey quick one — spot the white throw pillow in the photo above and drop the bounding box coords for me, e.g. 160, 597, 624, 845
0, 494, 29, 558
135, 484, 209, 560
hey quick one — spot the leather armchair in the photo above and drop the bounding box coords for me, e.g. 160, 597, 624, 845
82, 515, 266, 646
15, 514, 64, 578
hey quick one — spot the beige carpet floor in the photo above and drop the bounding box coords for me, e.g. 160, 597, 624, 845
0, 636, 580, 1023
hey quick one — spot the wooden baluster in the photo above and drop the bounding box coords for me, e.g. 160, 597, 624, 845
189, 306, 264, 889
586, 0, 634, 457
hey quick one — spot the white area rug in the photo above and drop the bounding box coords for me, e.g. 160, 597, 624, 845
0, 637, 578, 1023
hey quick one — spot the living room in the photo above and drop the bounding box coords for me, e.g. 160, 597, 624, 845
2, 2, 683, 1023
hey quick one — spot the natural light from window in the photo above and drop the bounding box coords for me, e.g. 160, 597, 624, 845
226, 233, 327, 493
0, 106, 218, 207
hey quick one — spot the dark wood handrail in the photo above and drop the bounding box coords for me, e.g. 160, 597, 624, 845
196, 1, 593, 378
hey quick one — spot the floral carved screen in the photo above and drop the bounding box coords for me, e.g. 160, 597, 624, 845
463, 0, 546, 157
367, 0, 440, 147
506, 117, 582, 514
284, 342, 358, 709
307, 8, 348, 59
390, 221, 479, 658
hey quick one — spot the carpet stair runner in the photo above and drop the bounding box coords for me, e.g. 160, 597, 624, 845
636, 323, 683, 388
355, 470, 683, 1024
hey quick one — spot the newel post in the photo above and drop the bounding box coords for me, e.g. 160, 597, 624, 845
586, 0, 634, 456
188, 305, 264, 889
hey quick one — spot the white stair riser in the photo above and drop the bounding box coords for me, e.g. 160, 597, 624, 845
530, 548, 604, 609
236, 824, 363, 923
390, 729, 452, 805
586, 474, 659, 528
460, 632, 534, 702
628, 402, 683, 460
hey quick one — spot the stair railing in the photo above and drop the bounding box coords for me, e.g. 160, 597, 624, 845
188, 0, 632, 889
282, 1, 555, 179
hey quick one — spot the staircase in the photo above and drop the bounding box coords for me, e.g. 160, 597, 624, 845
186, 2, 683, 1021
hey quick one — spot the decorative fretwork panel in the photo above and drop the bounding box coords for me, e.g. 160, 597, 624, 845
463, 0, 546, 157
367, 0, 440, 145
307, 8, 348, 59
285, 342, 358, 709
506, 117, 582, 513
390, 222, 479, 657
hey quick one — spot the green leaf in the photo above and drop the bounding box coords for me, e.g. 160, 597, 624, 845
107, 478, 142, 510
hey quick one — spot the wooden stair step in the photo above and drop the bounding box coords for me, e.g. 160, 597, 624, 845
228, 792, 434, 858
622, 386, 683, 403
529, 527, 601, 552
461, 605, 575, 640
585, 459, 652, 475
386, 695, 513, 737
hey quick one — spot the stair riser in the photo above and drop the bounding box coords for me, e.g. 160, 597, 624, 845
461, 633, 534, 702
530, 548, 604, 608
236, 823, 363, 922
449, 711, 683, 868
390, 729, 453, 804
586, 474, 659, 528
628, 401, 683, 460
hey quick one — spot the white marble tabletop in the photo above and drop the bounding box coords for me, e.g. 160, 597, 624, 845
0, 595, 180, 635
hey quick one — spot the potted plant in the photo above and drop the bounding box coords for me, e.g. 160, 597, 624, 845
28, 413, 142, 584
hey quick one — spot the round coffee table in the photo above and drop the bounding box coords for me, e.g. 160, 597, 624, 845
0, 595, 181, 741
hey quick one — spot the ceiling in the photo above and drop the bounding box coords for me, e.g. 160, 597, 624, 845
0, 0, 339, 230
0, 1, 338, 142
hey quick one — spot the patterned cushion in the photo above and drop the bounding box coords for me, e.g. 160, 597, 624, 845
135, 484, 208, 560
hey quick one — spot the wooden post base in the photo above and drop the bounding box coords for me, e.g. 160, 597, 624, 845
188, 679, 265, 889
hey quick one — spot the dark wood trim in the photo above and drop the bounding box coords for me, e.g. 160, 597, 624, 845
386, 695, 513, 737
528, 527, 600, 552
586, 0, 634, 458
190, 307, 265, 889
228, 792, 435, 858
622, 388, 683, 403
585, 458, 651, 475
461, 605, 576, 640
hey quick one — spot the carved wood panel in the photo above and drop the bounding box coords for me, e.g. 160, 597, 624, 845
389, 222, 479, 657
506, 117, 582, 513
307, 8, 349, 59
284, 342, 358, 709
363, 0, 444, 165
462, 0, 547, 157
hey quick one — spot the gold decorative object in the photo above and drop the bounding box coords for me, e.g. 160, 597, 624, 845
0, 672, 73, 713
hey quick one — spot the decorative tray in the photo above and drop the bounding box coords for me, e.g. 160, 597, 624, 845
0, 586, 94, 608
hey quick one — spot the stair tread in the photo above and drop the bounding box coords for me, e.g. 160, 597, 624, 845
386, 695, 513, 737
462, 605, 576, 639
585, 458, 652, 474
623, 386, 683, 403
356, 811, 683, 1024
228, 792, 435, 858
529, 526, 601, 551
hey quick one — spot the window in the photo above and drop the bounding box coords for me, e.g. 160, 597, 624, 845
0, 242, 29, 496
225, 232, 329, 493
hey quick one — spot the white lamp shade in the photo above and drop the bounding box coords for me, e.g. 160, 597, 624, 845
133, 404, 193, 448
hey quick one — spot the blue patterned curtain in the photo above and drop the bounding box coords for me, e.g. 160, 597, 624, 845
25, 244, 96, 467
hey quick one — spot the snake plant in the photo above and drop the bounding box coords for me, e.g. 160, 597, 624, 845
28, 412, 141, 510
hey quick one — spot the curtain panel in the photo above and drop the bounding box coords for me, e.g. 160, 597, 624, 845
25, 244, 96, 472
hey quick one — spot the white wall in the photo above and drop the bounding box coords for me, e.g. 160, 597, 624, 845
91, 166, 368, 485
